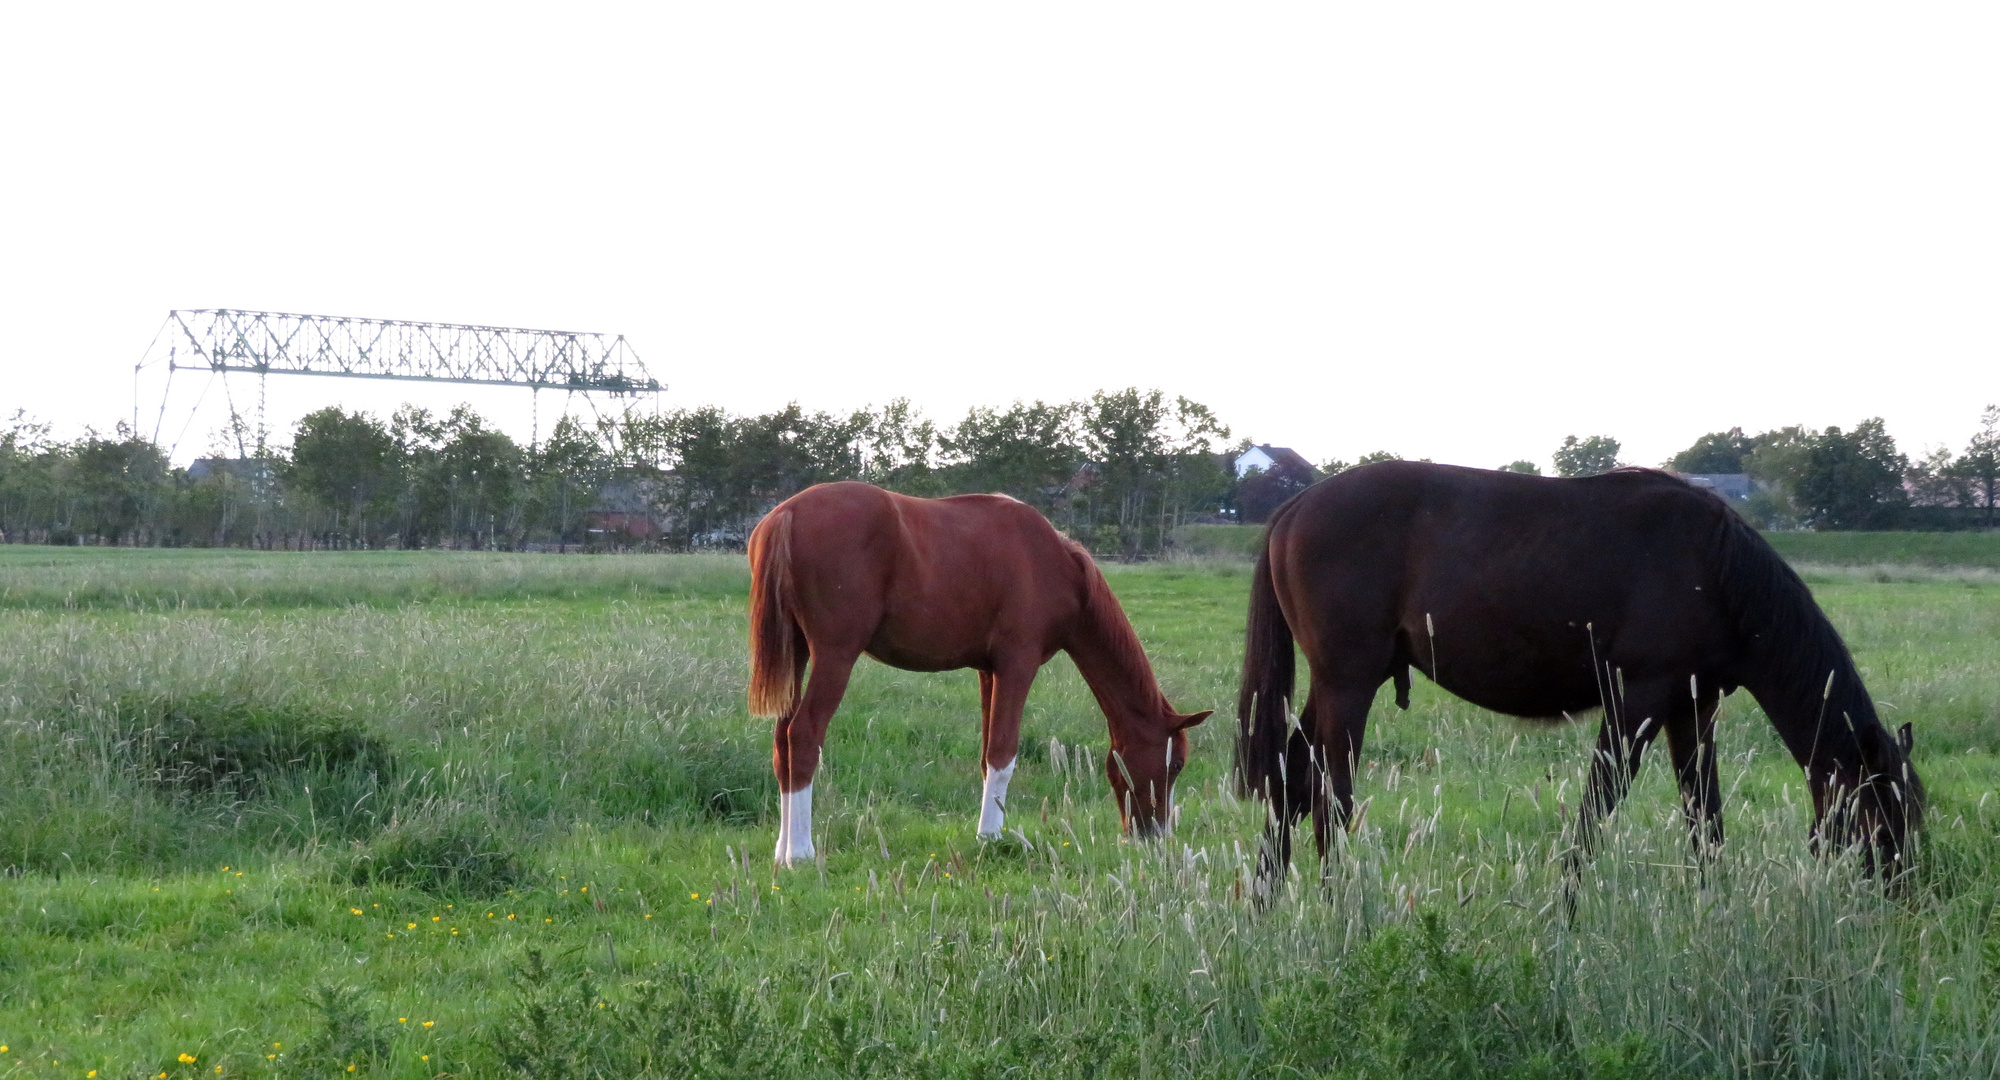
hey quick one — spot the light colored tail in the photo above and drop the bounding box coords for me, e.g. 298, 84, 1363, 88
747, 510, 798, 718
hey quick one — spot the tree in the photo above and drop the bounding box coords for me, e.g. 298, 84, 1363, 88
62, 429, 172, 544
1955, 404, 1999, 525
1668, 428, 1755, 474
1552, 435, 1622, 477
860, 399, 943, 496
1793, 418, 1907, 530
524, 415, 610, 545
285, 407, 401, 544
940, 400, 1082, 509
1499, 460, 1541, 475
1075, 389, 1229, 559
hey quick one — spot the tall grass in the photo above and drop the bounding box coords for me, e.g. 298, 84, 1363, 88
0, 551, 1995, 1076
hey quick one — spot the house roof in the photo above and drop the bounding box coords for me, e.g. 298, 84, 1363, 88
1236, 444, 1313, 477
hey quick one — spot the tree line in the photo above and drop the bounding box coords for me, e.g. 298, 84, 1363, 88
0, 390, 1233, 556
3, 397, 1993, 552
1487, 411, 1998, 531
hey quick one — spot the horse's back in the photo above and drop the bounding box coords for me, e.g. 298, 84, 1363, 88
765, 482, 1084, 670
1269, 462, 1738, 716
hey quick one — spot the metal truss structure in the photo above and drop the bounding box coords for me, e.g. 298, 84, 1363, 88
162, 309, 659, 394
137, 309, 661, 456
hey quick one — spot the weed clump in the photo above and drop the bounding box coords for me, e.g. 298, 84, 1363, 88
117, 693, 394, 794
346, 803, 523, 896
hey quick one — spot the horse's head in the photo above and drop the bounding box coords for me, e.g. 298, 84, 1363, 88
1106, 705, 1212, 838
1811, 721, 1924, 878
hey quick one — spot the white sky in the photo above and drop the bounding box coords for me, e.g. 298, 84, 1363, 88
2, 4, 1995, 470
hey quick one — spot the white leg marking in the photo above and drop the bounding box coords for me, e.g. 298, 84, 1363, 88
978, 760, 1016, 838
774, 783, 815, 866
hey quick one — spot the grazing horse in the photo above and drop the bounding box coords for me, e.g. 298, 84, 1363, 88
1237, 461, 1922, 879
748, 481, 1211, 867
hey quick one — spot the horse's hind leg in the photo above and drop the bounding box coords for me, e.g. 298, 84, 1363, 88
977, 663, 1036, 839
1306, 678, 1377, 860
1663, 677, 1725, 854
772, 646, 859, 868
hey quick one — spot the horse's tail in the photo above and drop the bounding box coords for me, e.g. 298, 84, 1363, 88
1234, 531, 1296, 799
747, 509, 799, 719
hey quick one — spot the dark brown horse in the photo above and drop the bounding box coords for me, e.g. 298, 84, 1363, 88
749, 481, 1210, 867
1238, 461, 1922, 878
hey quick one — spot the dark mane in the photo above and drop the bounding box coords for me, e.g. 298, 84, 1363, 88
1709, 497, 1879, 747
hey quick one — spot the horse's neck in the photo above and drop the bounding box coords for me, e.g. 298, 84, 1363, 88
1065, 583, 1166, 728
1744, 632, 1881, 775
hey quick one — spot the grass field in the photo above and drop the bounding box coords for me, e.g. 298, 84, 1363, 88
1, 542, 1998, 1078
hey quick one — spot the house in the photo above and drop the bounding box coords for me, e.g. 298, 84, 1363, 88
1234, 445, 1313, 480
1233, 444, 1317, 524
1679, 473, 1752, 501
584, 475, 667, 543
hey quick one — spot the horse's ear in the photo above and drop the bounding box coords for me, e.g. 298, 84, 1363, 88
1897, 722, 1913, 755
1175, 710, 1213, 732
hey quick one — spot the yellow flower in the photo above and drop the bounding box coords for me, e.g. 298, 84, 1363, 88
580, 887, 587, 893
422, 1020, 435, 1029
545, 918, 553, 923
451, 928, 459, 935
486, 912, 494, 918
506, 913, 515, 920
350, 907, 363, 915
399, 1017, 408, 1023
691, 893, 699, 899
267, 1055, 275, 1060
273, 1043, 281, 1049
386, 933, 395, 939
347, 1065, 356, 1072
422, 1054, 430, 1061
432, 916, 441, 922
179, 1053, 198, 1064
89, 1072, 98, 1078
644, 914, 653, 919
407, 923, 417, 930
0, 1045, 8, 1052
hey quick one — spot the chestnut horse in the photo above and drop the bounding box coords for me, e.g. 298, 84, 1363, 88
1238, 461, 1922, 878
748, 481, 1210, 867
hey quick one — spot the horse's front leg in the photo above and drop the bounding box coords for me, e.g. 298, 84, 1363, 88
977, 664, 1036, 839
772, 647, 858, 868
1663, 677, 1725, 855
1569, 676, 1672, 876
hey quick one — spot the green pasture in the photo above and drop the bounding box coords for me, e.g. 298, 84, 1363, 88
0, 543, 1998, 1077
